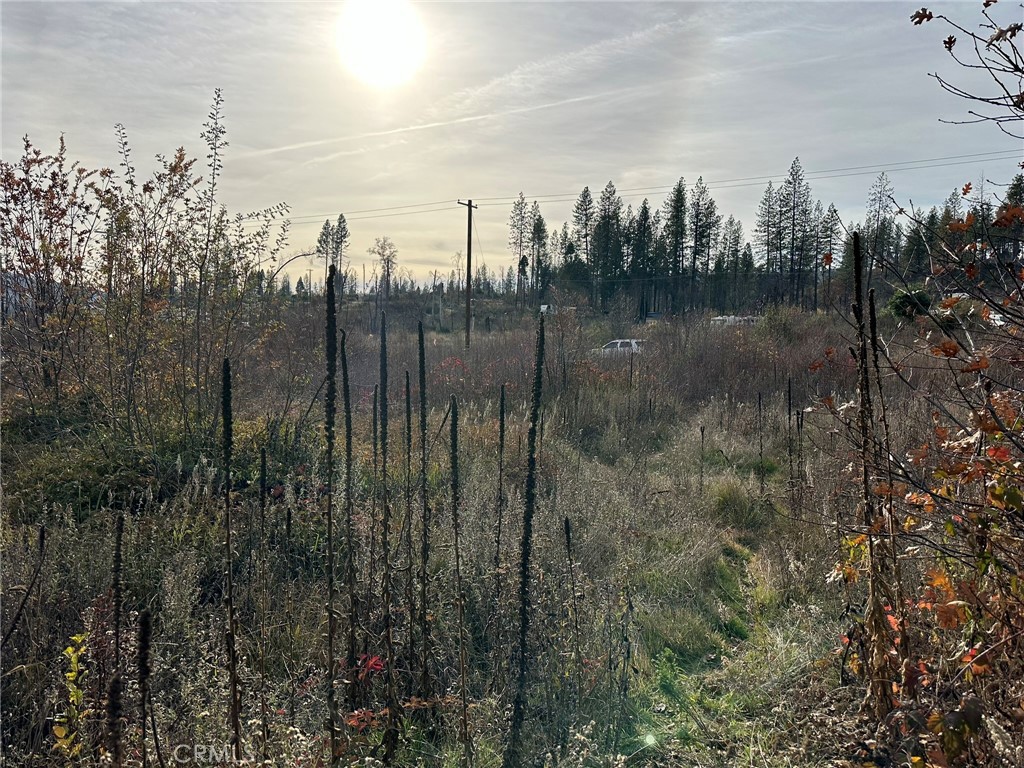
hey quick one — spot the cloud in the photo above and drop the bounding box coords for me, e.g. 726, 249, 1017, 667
240, 89, 635, 161
435, 18, 689, 117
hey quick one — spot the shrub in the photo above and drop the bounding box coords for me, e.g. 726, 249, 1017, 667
887, 288, 932, 319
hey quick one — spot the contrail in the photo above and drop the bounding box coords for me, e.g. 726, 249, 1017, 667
239, 90, 629, 159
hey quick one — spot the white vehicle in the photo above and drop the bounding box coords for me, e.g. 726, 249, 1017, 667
593, 339, 645, 356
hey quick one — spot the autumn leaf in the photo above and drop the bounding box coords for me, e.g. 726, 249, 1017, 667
908, 444, 930, 465
961, 356, 989, 373
927, 568, 955, 596
986, 444, 1011, 462
940, 296, 961, 309
993, 205, 1024, 228
937, 601, 966, 629
943, 34, 956, 51
948, 213, 976, 233
989, 23, 1023, 44
962, 182, 973, 197
822, 252, 833, 267
808, 359, 825, 373
911, 7, 933, 24
931, 340, 960, 358
984, 0, 998, 7
965, 262, 979, 280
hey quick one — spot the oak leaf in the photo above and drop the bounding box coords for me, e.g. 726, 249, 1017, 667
911, 7, 933, 24
961, 356, 989, 373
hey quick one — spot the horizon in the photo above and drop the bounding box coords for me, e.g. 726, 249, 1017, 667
3, 1, 1022, 283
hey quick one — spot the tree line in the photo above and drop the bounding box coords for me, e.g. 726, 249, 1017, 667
503, 160, 1024, 321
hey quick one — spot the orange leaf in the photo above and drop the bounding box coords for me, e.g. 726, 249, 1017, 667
937, 601, 965, 629
966, 263, 980, 280
961, 356, 989, 373
987, 444, 1011, 462
822, 252, 834, 267
994, 205, 1024, 228
948, 213, 976, 233
962, 182, 973, 197
940, 296, 962, 309
932, 340, 960, 358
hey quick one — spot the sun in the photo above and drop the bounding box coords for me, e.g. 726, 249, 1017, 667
336, 0, 427, 89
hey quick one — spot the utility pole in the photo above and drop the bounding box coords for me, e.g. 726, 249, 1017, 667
457, 199, 477, 348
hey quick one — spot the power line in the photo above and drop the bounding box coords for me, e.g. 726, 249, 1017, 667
242, 148, 1022, 229
472, 216, 486, 267
474, 154, 1024, 207
472, 148, 1024, 202
276, 199, 457, 223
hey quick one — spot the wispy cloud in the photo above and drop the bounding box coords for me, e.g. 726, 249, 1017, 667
436, 18, 688, 117
241, 89, 634, 160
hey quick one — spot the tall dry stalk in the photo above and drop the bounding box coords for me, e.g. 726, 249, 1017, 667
503, 316, 545, 768
563, 517, 582, 694
417, 321, 433, 703
379, 313, 402, 763
106, 673, 124, 768
112, 511, 124, 672
868, 289, 907, 664
138, 610, 151, 768
258, 446, 269, 754
404, 371, 414, 662
340, 330, 358, 707
757, 392, 766, 496
222, 358, 243, 760
450, 396, 473, 767
367, 383, 378, 655
1, 524, 44, 650
851, 233, 891, 720
494, 383, 506, 573
324, 264, 339, 762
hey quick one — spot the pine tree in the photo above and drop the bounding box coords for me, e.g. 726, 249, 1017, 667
754, 181, 783, 301
779, 158, 813, 305
529, 201, 548, 306
810, 201, 825, 311
689, 177, 720, 310
628, 199, 656, 322
317, 220, 334, 286
754, 182, 775, 271
900, 206, 931, 282
572, 187, 596, 269
593, 181, 623, 307
332, 214, 351, 294
662, 178, 687, 312
865, 172, 895, 288
994, 174, 1024, 262
508, 193, 530, 307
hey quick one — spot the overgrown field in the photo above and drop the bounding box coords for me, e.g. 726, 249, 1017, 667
4, 300, 870, 766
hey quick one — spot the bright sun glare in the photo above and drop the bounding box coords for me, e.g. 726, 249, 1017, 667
336, 0, 427, 89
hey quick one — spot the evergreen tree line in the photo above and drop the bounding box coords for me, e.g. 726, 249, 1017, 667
504, 160, 1024, 320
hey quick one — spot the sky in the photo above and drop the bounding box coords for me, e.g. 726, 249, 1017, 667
3, 0, 1023, 285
